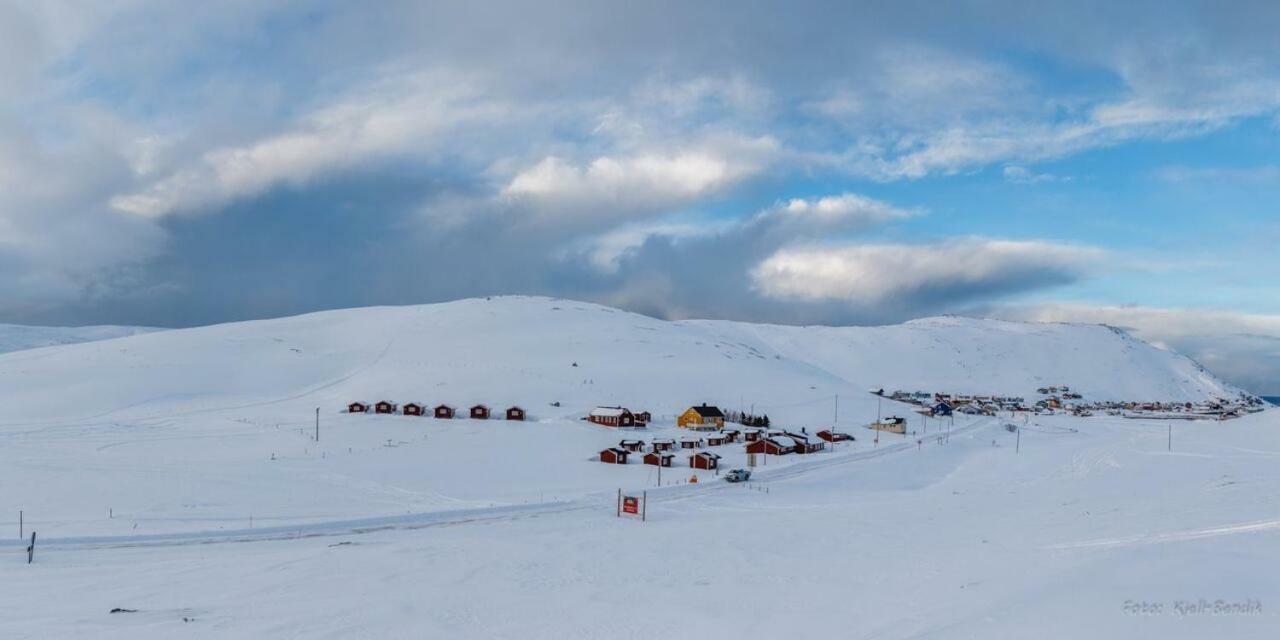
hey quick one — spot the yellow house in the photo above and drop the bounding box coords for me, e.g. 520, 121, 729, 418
677, 404, 725, 430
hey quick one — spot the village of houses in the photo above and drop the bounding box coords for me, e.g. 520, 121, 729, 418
343, 386, 1265, 479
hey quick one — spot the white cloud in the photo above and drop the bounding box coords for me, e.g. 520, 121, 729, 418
757, 192, 916, 226
1002, 165, 1069, 185
751, 239, 1103, 303
500, 136, 777, 221
111, 72, 518, 218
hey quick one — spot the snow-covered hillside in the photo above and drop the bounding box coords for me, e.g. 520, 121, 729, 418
0, 324, 159, 355
0, 296, 1240, 428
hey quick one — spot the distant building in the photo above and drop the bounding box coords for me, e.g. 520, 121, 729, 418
347, 402, 370, 414
434, 404, 455, 419
619, 439, 645, 452
643, 451, 674, 467
375, 401, 398, 415
599, 448, 629, 464
689, 451, 722, 470
817, 429, 852, 442
505, 406, 525, 421
403, 402, 426, 416
470, 404, 490, 419
588, 407, 636, 427
678, 403, 725, 430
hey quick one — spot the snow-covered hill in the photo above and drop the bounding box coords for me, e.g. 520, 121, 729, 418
0, 296, 1240, 428
0, 323, 159, 355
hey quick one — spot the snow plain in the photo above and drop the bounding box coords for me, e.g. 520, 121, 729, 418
0, 297, 1274, 638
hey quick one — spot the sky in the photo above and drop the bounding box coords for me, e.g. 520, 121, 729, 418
0, 1, 1278, 393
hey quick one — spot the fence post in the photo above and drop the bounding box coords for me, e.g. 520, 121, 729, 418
26, 531, 36, 564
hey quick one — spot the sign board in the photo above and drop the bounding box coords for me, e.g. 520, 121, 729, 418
622, 496, 640, 515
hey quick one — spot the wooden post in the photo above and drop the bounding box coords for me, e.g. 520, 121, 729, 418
26, 531, 35, 564
616, 489, 621, 518
1016, 426, 1021, 454
1167, 423, 1172, 452
315, 407, 320, 442
18, 510, 22, 539
642, 491, 647, 522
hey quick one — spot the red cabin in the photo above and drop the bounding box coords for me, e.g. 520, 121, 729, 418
588, 407, 635, 427
745, 437, 792, 456
706, 435, 726, 446
599, 448, 629, 464
434, 404, 455, 419
817, 429, 852, 443
347, 402, 370, 414
634, 411, 652, 425
403, 403, 426, 416
375, 401, 398, 415
651, 439, 675, 452
619, 439, 645, 452
506, 406, 525, 421
470, 404, 490, 419
690, 451, 721, 470
743, 429, 762, 442
721, 430, 740, 443
643, 451, 674, 467
680, 438, 703, 449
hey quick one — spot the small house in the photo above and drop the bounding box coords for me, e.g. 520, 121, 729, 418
375, 401, 398, 415
470, 404, 490, 419
706, 434, 726, 447
817, 429, 852, 443
434, 404, 455, 419
679, 437, 703, 449
689, 451, 721, 470
403, 402, 426, 416
634, 411, 652, 424
643, 451, 674, 467
743, 428, 763, 442
721, 429, 740, 443
870, 417, 907, 434
651, 438, 676, 452
599, 447, 629, 464
588, 406, 636, 427
347, 402, 370, 414
619, 439, 645, 452
506, 406, 526, 421
931, 401, 953, 417
745, 436, 793, 456
677, 403, 726, 430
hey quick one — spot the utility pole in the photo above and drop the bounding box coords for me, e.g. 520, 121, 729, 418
315, 407, 320, 442
1168, 423, 1172, 452
1016, 426, 1021, 454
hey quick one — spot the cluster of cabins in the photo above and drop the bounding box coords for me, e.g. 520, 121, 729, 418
881, 389, 1027, 415
586, 403, 726, 430
598, 427, 852, 468
880, 387, 1264, 421
347, 401, 526, 421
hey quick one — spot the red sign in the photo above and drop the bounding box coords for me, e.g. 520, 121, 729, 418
622, 496, 640, 515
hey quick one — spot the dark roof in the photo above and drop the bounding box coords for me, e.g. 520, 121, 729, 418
691, 404, 725, 418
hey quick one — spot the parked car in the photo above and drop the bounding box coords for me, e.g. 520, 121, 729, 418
723, 469, 752, 483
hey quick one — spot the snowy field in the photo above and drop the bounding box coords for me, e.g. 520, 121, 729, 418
0, 297, 1272, 637
3, 412, 1277, 638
